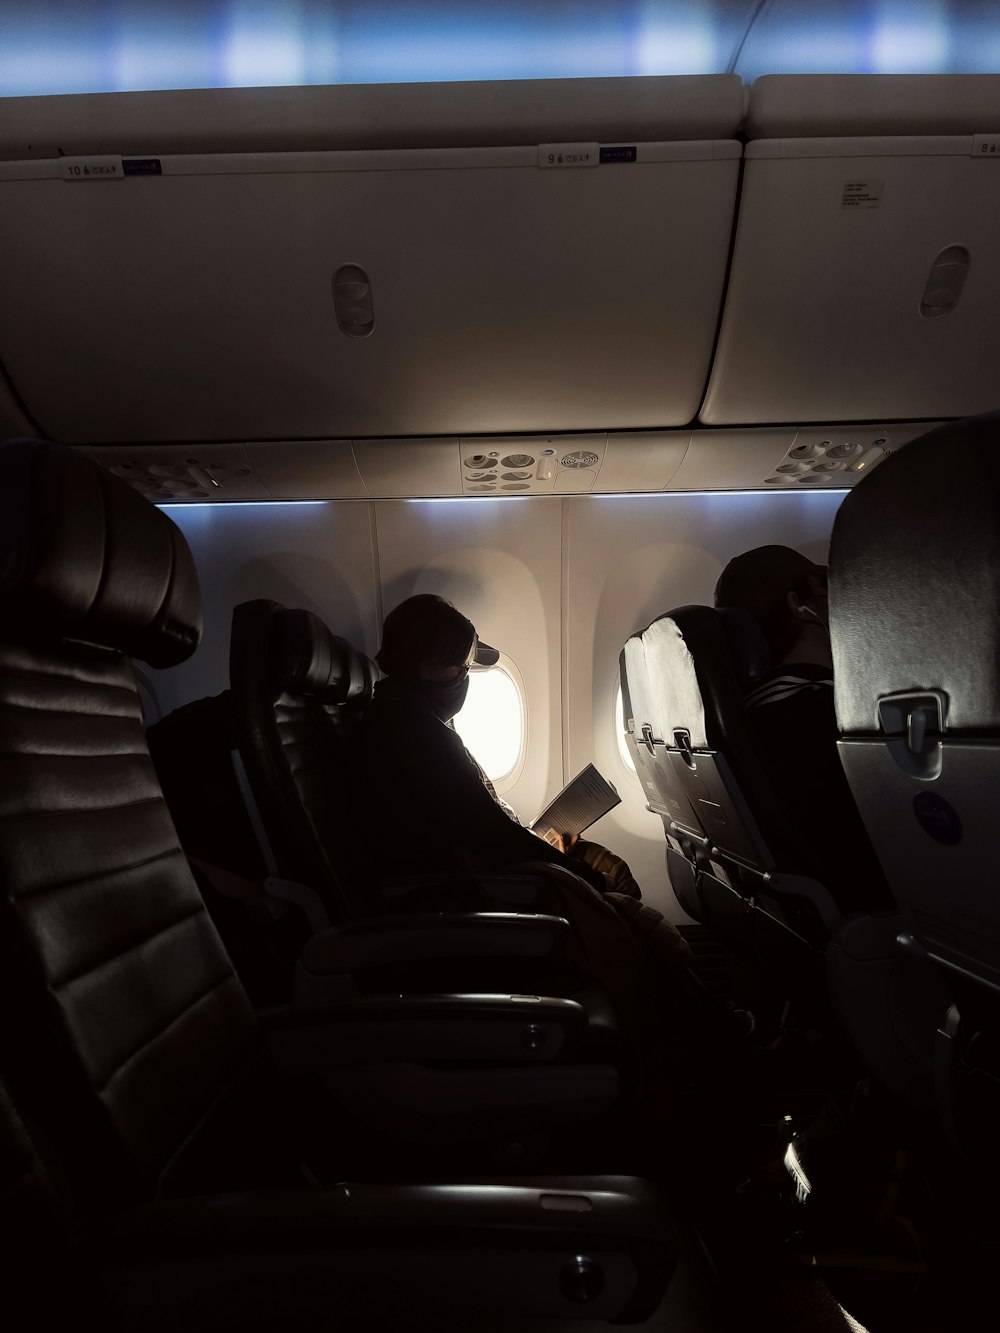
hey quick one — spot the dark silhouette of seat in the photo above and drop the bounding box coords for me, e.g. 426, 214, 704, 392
620, 600, 954, 1110
228, 600, 374, 921
228, 598, 559, 925
0, 439, 671, 1326
831, 413, 1000, 1135
621, 604, 840, 1001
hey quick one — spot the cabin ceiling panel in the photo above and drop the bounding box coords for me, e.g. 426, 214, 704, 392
746, 73, 1000, 138
0, 143, 739, 444
0, 76, 745, 159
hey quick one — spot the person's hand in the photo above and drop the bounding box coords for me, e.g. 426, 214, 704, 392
550, 831, 580, 857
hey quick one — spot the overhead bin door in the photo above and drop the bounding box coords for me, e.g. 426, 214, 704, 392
0, 142, 739, 443
701, 135, 1000, 424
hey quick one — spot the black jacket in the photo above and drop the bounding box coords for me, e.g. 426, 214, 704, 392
352, 677, 606, 893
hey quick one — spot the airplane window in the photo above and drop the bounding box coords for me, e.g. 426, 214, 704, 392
453, 657, 525, 786
614, 679, 637, 776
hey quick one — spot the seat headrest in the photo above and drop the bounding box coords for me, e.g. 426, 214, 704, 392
0, 439, 201, 668
275, 608, 371, 703
626, 612, 707, 747
715, 607, 772, 692
831, 411, 1000, 734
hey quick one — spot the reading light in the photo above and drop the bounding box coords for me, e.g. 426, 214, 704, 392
846, 447, 885, 473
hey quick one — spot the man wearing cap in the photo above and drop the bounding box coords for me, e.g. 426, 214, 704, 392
351, 593, 762, 1069
715, 546, 893, 914
354, 592, 643, 898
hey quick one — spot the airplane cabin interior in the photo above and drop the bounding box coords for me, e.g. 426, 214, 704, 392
2, 3, 1000, 1330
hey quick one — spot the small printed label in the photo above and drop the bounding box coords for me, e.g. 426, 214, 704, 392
537, 142, 599, 168
60, 156, 123, 181
841, 179, 884, 209
709, 860, 733, 889
972, 134, 1000, 157
599, 145, 637, 164
123, 157, 163, 176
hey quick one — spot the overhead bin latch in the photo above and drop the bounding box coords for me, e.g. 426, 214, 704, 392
877, 690, 948, 780
333, 264, 375, 338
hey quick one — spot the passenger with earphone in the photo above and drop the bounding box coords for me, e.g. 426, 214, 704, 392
715, 546, 894, 914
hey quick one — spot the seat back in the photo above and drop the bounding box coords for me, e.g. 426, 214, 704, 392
619, 632, 708, 924
831, 412, 1000, 995
229, 599, 378, 921
0, 441, 258, 1204
624, 603, 839, 989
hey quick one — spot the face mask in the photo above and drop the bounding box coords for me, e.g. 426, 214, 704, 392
424, 671, 470, 722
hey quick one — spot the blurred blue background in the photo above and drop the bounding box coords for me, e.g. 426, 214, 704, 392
1, 1, 998, 98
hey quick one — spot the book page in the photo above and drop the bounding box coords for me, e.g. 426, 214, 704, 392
529, 763, 620, 839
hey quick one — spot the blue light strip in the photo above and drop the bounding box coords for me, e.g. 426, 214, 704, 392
411, 488, 852, 503
157, 489, 851, 509
588, 488, 853, 499
156, 500, 327, 508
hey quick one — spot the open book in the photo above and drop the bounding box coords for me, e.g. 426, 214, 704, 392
529, 763, 621, 846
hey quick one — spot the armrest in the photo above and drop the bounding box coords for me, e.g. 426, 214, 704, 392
378, 871, 555, 911
765, 872, 843, 934
297, 911, 569, 978
99, 1177, 676, 1328
263, 875, 330, 935
261, 993, 589, 1071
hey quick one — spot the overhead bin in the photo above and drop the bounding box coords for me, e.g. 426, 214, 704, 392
701, 74, 1000, 425
0, 79, 742, 445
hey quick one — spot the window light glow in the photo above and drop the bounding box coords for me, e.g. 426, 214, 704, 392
453, 663, 524, 784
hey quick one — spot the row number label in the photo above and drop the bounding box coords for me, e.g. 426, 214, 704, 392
60, 156, 123, 181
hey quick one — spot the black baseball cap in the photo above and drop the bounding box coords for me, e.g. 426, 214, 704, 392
714, 545, 827, 621
378, 593, 500, 676
473, 638, 500, 667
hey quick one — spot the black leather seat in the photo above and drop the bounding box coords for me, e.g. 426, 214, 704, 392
0, 439, 670, 1325
228, 599, 373, 922
229, 597, 560, 923
621, 601, 951, 1107
224, 599, 629, 1042
148, 614, 591, 1012
147, 602, 623, 1087
621, 604, 840, 1002
831, 413, 1000, 1132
